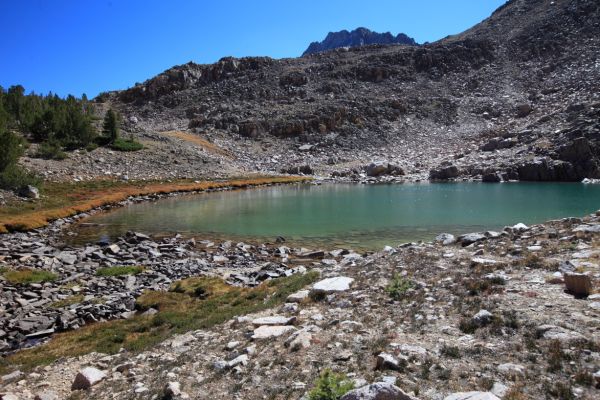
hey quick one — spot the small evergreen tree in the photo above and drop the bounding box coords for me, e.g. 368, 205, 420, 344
0, 128, 26, 172
102, 109, 119, 143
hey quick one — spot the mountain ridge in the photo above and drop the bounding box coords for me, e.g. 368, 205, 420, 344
79, 0, 599, 185
302, 27, 417, 56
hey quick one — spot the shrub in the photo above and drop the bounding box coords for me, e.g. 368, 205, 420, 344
111, 137, 143, 152
385, 274, 415, 300
308, 369, 355, 400
96, 265, 144, 277
440, 345, 461, 358
458, 317, 478, 334
85, 142, 98, 152
34, 140, 67, 160
0, 164, 41, 191
547, 340, 567, 372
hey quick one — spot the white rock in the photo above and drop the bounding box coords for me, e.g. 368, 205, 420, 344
251, 315, 296, 326
312, 276, 354, 294
227, 354, 249, 368
226, 341, 240, 350
444, 392, 500, 400
71, 367, 107, 390
285, 330, 312, 351
34, 391, 59, 400
287, 290, 310, 303
376, 352, 403, 371
511, 223, 529, 232
164, 381, 181, 397
251, 325, 295, 339
490, 383, 509, 398
213, 255, 229, 263
436, 233, 456, 245
497, 363, 525, 378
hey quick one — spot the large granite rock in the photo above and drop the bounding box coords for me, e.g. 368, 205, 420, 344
71, 367, 107, 390
564, 273, 592, 297
311, 276, 354, 294
340, 382, 418, 400
429, 165, 459, 180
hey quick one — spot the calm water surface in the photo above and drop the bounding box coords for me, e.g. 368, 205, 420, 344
71, 183, 600, 250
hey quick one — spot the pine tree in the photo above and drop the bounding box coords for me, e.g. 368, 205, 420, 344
102, 109, 119, 143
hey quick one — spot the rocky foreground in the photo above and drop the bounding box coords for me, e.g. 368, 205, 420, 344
1, 209, 599, 399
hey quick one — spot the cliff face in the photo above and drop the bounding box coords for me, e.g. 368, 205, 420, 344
302, 27, 417, 56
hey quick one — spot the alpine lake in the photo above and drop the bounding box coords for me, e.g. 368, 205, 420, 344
70, 182, 600, 250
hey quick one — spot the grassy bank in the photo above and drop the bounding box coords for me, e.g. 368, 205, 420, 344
1, 271, 319, 373
0, 175, 310, 233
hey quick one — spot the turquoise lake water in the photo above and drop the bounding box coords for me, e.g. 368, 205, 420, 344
72, 183, 600, 250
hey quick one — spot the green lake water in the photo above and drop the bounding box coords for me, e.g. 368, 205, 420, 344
71, 182, 600, 250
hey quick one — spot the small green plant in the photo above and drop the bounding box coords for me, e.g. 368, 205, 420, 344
111, 137, 143, 152
2, 268, 57, 284
96, 265, 144, 277
308, 369, 355, 400
385, 274, 415, 300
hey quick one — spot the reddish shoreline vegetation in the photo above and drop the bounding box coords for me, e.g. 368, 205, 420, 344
0, 176, 310, 233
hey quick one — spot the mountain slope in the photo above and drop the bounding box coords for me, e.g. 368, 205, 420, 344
90, 0, 600, 183
302, 27, 417, 56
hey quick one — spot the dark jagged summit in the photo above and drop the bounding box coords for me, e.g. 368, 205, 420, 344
302, 27, 417, 56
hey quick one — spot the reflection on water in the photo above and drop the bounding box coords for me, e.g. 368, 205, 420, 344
68, 182, 600, 250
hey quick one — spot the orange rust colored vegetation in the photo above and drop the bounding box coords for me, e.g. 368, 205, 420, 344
163, 130, 235, 159
0, 176, 309, 233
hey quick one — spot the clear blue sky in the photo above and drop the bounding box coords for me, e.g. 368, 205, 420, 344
0, 0, 505, 98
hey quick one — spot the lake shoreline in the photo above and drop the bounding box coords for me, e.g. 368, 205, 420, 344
1, 204, 599, 398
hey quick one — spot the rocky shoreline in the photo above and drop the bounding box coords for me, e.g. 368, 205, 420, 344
1, 197, 599, 399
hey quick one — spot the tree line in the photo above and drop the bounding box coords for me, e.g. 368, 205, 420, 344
0, 85, 97, 150
0, 85, 140, 193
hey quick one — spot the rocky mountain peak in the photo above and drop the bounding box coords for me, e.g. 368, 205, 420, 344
302, 27, 417, 56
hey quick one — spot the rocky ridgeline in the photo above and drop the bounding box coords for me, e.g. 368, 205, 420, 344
1, 211, 600, 399
302, 27, 417, 56
0, 220, 362, 353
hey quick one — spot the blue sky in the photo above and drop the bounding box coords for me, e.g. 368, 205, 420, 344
0, 0, 505, 98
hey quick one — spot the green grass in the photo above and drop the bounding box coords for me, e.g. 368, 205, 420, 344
111, 138, 143, 152
1, 271, 319, 373
96, 265, 144, 277
2, 268, 57, 285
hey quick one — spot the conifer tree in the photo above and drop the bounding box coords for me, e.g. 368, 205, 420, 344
102, 109, 119, 143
